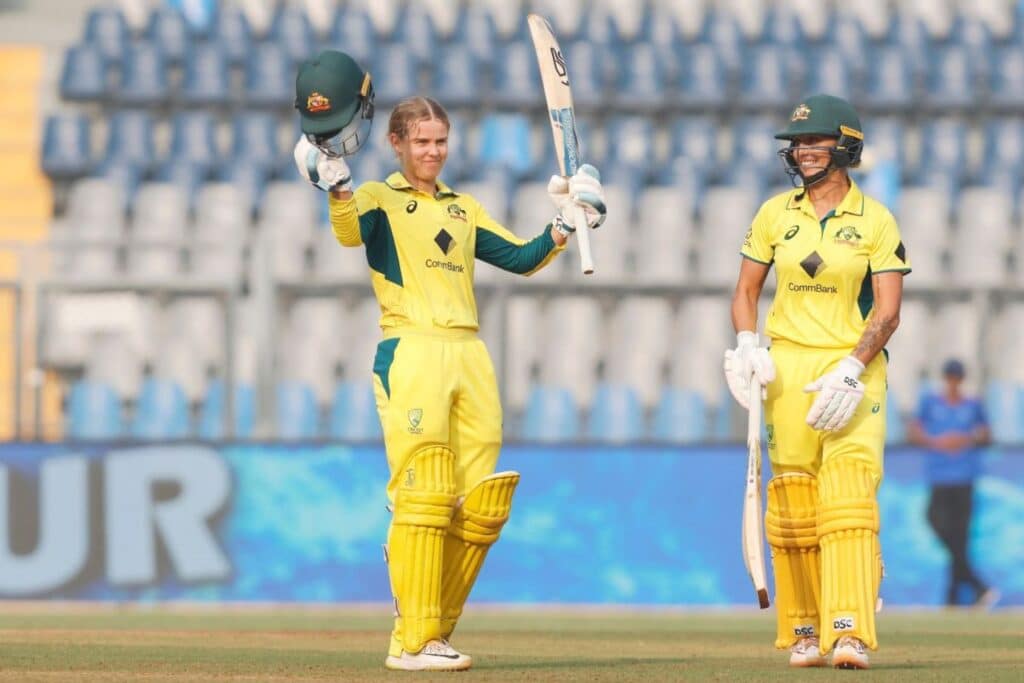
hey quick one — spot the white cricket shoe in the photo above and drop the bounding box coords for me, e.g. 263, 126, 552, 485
789, 636, 826, 667
384, 639, 473, 671
832, 635, 869, 670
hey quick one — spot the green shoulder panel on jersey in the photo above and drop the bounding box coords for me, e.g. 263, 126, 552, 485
360, 208, 402, 286
373, 337, 400, 399
475, 226, 556, 274
857, 265, 873, 320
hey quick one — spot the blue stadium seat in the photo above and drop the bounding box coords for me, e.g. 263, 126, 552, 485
863, 117, 907, 172
169, 111, 219, 170
586, 384, 645, 443
276, 381, 320, 440
697, 11, 743, 76
329, 5, 377, 66
985, 381, 1024, 444
564, 40, 609, 111
391, 3, 437, 66
612, 42, 667, 112
371, 44, 417, 107
60, 44, 108, 102
270, 5, 316, 67
231, 112, 280, 168
452, 4, 497, 69
198, 379, 256, 439
580, 6, 616, 46
146, 7, 190, 65
988, 46, 1024, 111
660, 157, 710, 207
669, 116, 719, 176
651, 388, 707, 443
211, 6, 252, 66
166, 0, 217, 37
606, 116, 656, 176
431, 45, 480, 108
738, 46, 796, 110
104, 110, 158, 172
924, 46, 977, 111
820, 13, 867, 77
491, 42, 543, 109
804, 46, 854, 100
478, 113, 535, 180
116, 43, 169, 107
635, 2, 681, 51
328, 381, 382, 440
96, 161, 142, 212
82, 6, 128, 65
761, 6, 805, 47
916, 119, 969, 181
862, 47, 915, 112
948, 14, 993, 68
180, 43, 231, 107
67, 379, 124, 440
42, 114, 92, 179
675, 44, 727, 110
731, 116, 783, 177
879, 14, 929, 77
244, 43, 292, 108
131, 377, 192, 439
522, 385, 580, 442
981, 118, 1024, 176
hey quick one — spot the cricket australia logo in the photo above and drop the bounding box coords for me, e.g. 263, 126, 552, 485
407, 408, 423, 434
791, 103, 811, 121
766, 424, 776, 450
834, 225, 863, 247
306, 91, 331, 113
447, 203, 467, 222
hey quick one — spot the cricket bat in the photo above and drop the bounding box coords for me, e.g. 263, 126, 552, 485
527, 13, 596, 275
743, 379, 771, 609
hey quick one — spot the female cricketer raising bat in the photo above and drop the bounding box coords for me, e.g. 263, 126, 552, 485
291, 50, 607, 672
724, 94, 910, 670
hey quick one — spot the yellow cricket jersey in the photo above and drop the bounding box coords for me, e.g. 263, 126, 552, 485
329, 172, 563, 332
741, 180, 911, 350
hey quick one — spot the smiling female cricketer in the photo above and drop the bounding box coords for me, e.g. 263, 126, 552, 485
724, 94, 911, 670
291, 50, 607, 671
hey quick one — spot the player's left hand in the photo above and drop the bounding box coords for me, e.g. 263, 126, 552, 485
548, 164, 607, 236
803, 356, 866, 431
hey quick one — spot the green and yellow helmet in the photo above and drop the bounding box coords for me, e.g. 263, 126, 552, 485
294, 50, 374, 157
775, 94, 864, 187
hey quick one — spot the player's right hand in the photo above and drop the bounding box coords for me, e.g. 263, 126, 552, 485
293, 136, 353, 193
724, 331, 776, 410
547, 164, 607, 234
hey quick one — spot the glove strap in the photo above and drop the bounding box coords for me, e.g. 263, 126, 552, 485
552, 215, 575, 236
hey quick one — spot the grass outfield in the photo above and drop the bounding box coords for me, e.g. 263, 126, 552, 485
0, 607, 1019, 681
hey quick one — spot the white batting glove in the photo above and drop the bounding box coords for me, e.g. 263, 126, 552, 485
804, 356, 866, 431
293, 136, 353, 192
547, 164, 607, 236
724, 331, 776, 410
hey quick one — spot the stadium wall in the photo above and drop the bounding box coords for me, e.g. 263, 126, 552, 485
0, 443, 1020, 606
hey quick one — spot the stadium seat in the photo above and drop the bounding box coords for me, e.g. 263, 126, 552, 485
96, 161, 142, 214
328, 381, 382, 440
522, 385, 580, 442
950, 187, 1013, 286
276, 380, 320, 439
83, 6, 128, 64
390, 3, 437, 66
244, 43, 293, 108
652, 388, 707, 443
563, 40, 609, 111
328, 5, 376, 66
668, 116, 719, 176
146, 7, 190, 65
371, 44, 418, 107
67, 379, 124, 440
430, 45, 481, 109
984, 381, 1024, 444
804, 46, 854, 99
862, 47, 915, 112
915, 119, 969, 185
59, 44, 108, 102
269, 5, 316, 67
586, 383, 645, 443
980, 118, 1024, 179
612, 42, 667, 112
699, 10, 744, 76
533, 0, 587, 42
988, 46, 1024, 111
635, 187, 694, 285
478, 113, 535, 180
180, 43, 231, 107
674, 44, 728, 111
104, 110, 158, 173
211, 6, 253, 66
924, 46, 977, 111
541, 296, 603, 406
491, 42, 543, 109
166, 0, 217, 36
738, 46, 798, 111
838, 1, 891, 41
730, 116, 784, 178
198, 379, 256, 439
605, 297, 674, 408
606, 116, 656, 173
761, 6, 806, 46
169, 111, 220, 170
115, 43, 169, 108
131, 377, 192, 439
42, 114, 92, 180
152, 161, 208, 213
819, 12, 868, 76
215, 165, 268, 218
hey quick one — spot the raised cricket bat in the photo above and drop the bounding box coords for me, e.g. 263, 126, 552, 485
527, 13, 595, 275
743, 379, 770, 609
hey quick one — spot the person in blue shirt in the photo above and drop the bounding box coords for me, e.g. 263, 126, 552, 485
907, 359, 998, 607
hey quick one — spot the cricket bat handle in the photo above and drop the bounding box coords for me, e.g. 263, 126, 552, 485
570, 202, 595, 274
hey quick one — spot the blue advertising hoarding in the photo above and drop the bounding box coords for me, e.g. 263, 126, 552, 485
0, 443, 1020, 606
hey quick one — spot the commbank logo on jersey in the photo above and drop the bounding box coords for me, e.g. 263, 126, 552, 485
435, 228, 455, 255
799, 251, 825, 278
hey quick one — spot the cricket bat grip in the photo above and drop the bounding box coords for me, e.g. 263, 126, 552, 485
570, 202, 595, 274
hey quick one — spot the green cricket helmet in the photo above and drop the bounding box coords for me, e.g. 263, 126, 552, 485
775, 94, 864, 187
294, 49, 374, 157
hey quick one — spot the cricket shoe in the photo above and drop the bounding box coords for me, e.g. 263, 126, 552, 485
831, 636, 869, 670
789, 636, 826, 667
384, 639, 472, 671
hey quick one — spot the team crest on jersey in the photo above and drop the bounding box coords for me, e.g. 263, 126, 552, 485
447, 203, 467, 222
306, 91, 331, 113
791, 104, 811, 121
834, 225, 862, 247
407, 409, 423, 434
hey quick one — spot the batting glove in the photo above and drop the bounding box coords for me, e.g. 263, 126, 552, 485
803, 356, 865, 431
724, 331, 776, 410
547, 164, 607, 236
293, 136, 353, 193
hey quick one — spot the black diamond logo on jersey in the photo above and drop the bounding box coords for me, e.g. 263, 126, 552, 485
434, 229, 454, 255
800, 251, 825, 278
